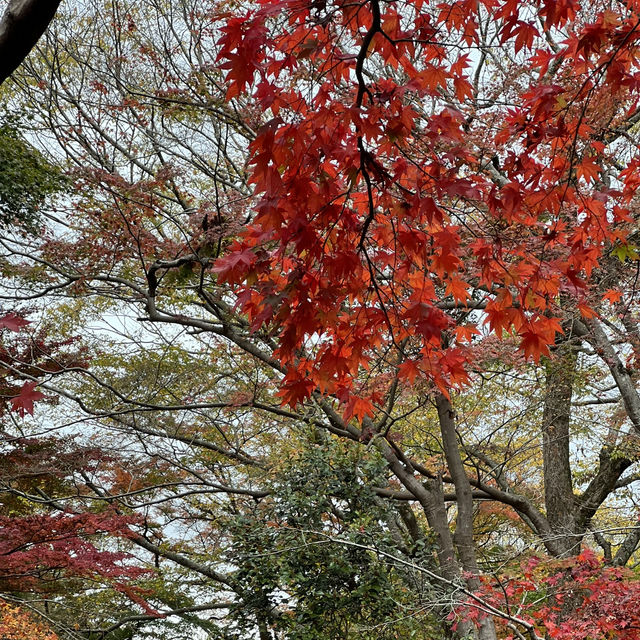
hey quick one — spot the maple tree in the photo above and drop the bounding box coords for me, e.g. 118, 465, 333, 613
0, 58, 156, 640
4, 0, 640, 638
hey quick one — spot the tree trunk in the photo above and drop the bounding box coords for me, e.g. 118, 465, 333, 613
377, 438, 460, 578
376, 437, 480, 638
436, 393, 498, 640
542, 338, 578, 556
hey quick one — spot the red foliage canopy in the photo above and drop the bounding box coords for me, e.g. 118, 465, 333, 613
215, 0, 640, 422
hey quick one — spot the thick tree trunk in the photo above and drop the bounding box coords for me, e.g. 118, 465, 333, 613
0, 0, 62, 86
542, 339, 578, 556
376, 437, 480, 638
377, 438, 460, 579
256, 616, 273, 640
569, 319, 638, 553
436, 393, 498, 640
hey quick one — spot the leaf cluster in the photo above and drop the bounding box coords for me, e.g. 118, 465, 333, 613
223, 440, 438, 639
0, 113, 68, 229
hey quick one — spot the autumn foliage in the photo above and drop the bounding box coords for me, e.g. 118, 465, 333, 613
462, 549, 640, 640
215, 0, 640, 420
0, 600, 58, 640
4, 0, 640, 638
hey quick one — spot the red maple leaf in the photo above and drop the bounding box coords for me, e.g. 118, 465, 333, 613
10, 382, 45, 417
342, 395, 375, 424
576, 157, 601, 184
276, 376, 316, 408
0, 313, 29, 332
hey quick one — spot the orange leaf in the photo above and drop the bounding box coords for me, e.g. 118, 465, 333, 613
342, 395, 375, 423
603, 289, 622, 304
578, 302, 597, 318
446, 276, 470, 303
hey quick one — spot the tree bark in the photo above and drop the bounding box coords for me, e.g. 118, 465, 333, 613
376, 437, 460, 579
436, 393, 498, 640
375, 436, 482, 638
0, 0, 62, 86
541, 338, 578, 556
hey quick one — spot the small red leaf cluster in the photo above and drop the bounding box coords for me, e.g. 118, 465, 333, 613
0, 315, 87, 417
460, 550, 640, 640
0, 511, 147, 593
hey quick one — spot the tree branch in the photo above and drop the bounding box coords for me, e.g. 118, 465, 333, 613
0, 0, 62, 85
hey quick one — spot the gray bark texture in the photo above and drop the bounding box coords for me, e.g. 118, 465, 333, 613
436, 393, 498, 640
